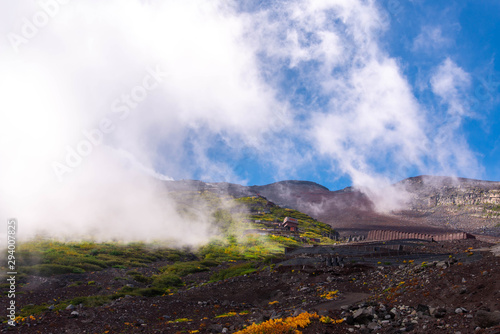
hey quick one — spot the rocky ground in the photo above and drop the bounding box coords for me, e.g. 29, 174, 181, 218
3, 239, 500, 333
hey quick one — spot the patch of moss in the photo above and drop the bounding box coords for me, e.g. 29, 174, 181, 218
126, 271, 152, 284
152, 273, 183, 289
210, 262, 257, 282
160, 261, 210, 277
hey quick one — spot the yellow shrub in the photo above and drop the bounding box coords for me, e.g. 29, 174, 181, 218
235, 312, 319, 334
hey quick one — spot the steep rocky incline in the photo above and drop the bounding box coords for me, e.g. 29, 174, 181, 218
399, 175, 500, 208
395, 176, 500, 236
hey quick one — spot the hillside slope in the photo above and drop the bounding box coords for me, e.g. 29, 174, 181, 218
162, 176, 500, 237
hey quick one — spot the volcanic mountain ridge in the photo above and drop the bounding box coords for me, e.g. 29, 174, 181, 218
163, 175, 500, 238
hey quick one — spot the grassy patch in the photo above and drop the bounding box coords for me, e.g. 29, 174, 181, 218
136, 287, 167, 297
126, 271, 152, 284
14, 241, 191, 276
18, 304, 50, 318
160, 261, 210, 277
199, 235, 286, 262
69, 295, 110, 307
152, 273, 183, 289
68, 281, 83, 287
210, 262, 257, 282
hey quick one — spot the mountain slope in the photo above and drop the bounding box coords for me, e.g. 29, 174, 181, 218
163, 176, 500, 237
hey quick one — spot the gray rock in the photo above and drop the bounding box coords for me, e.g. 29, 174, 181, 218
207, 324, 223, 332
352, 307, 373, 324
436, 261, 447, 269
270, 311, 282, 319
66, 304, 75, 310
475, 310, 500, 328
70, 311, 79, 318
353, 308, 365, 319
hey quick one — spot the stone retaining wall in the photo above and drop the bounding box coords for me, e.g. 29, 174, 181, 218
366, 230, 475, 242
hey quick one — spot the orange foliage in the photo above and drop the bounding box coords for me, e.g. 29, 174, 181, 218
234, 312, 319, 334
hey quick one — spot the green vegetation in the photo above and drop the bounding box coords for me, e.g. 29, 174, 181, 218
68, 295, 111, 307
210, 262, 257, 282
198, 234, 285, 262
482, 204, 500, 218
268, 235, 300, 248
14, 241, 190, 276
126, 271, 152, 284
152, 273, 183, 289
160, 261, 211, 277
234, 196, 335, 236
488, 204, 500, 212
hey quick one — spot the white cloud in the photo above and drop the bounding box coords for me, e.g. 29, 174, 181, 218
429, 58, 481, 177
0, 0, 289, 241
412, 26, 452, 52
0, 0, 483, 238
431, 58, 471, 117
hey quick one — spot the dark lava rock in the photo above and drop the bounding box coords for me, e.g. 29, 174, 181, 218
475, 310, 500, 328
416, 304, 430, 315
434, 308, 447, 318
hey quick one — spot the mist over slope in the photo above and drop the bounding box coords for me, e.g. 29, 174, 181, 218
163, 175, 500, 237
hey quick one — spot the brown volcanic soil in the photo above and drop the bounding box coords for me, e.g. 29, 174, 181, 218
4, 239, 500, 333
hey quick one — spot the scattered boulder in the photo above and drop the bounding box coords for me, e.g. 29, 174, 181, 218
352, 307, 373, 324
475, 310, 500, 328
436, 261, 448, 269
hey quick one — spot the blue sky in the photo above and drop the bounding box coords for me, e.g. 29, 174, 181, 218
1, 0, 499, 230
383, 0, 500, 184
199, 0, 500, 190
